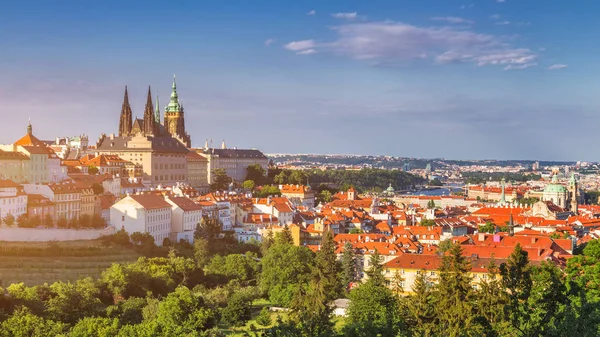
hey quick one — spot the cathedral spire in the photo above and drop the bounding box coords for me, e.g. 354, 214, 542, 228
119, 86, 133, 137
154, 93, 160, 123
167, 74, 180, 111
143, 86, 155, 135
27, 118, 32, 135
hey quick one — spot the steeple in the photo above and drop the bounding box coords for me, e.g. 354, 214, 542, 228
143, 86, 155, 135
118, 86, 133, 137
569, 173, 578, 214
27, 118, 32, 135
221, 139, 226, 149
499, 178, 506, 204
508, 213, 514, 236
154, 93, 160, 123
166, 75, 181, 113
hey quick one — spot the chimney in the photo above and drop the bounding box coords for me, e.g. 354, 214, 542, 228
478, 233, 485, 242
110, 133, 115, 140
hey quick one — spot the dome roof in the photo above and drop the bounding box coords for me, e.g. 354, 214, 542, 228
386, 183, 395, 192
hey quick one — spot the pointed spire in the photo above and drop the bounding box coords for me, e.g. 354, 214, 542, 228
499, 178, 506, 204
119, 86, 133, 137
166, 74, 181, 112
143, 85, 155, 135
221, 139, 226, 149
27, 118, 32, 135
154, 93, 160, 123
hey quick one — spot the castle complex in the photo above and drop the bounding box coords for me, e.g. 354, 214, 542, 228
117, 76, 191, 147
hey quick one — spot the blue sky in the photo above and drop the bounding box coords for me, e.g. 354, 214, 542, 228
1, 0, 598, 161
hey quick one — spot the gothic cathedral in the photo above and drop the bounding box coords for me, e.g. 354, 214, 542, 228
118, 76, 192, 147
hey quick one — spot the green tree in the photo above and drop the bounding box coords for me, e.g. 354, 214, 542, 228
476, 258, 507, 332
78, 214, 92, 228
274, 226, 293, 245
500, 243, 532, 336
0, 307, 67, 337
434, 243, 484, 336
260, 242, 315, 306
91, 213, 106, 228
317, 190, 332, 204
210, 168, 232, 191
340, 242, 356, 292
16, 214, 29, 228
429, 178, 443, 186
194, 238, 211, 268
151, 286, 217, 335
420, 219, 436, 226
255, 185, 282, 198
365, 250, 386, 286
68, 317, 119, 337
345, 272, 401, 337
91, 182, 104, 195
289, 170, 308, 185
246, 164, 267, 185
44, 213, 54, 227
427, 199, 436, 209
221, 293, 252, 326
57, 216, 68, 229
46, 278, 103, 324
314, 230, 342, 301
256, 307, 272, 327
243, 179, 255, 191
404, 272, 436, 335
479, 221, 496, 234
87, 165, 99, 175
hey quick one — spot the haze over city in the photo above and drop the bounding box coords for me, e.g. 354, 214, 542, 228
1, 0, 598, 160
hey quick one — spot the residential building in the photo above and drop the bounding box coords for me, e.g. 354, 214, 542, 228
27, 194, 55, 226
23, 183, 82, 221
186, 151, 209, 191
166, 196, 202, 243
110, 194, 172, 245
0, 180, 27, 223
0, 150, 29, 183
280, 184, 315, 208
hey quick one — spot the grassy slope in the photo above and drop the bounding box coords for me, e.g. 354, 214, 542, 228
0, 239, 140, 287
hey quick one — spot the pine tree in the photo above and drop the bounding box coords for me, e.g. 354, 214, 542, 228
366, 249, 386, 287
434, 243, 484, 336
476, 258, 507, 332
340, 242, 356, 292
314, 229, 342, 301
274, 225, 293, 245
500, 243, 532, 335
289, 268, 335, 337
405, 271, 436, 335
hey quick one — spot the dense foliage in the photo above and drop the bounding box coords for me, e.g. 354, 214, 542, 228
463, 171, 542, 184
2, 229, 600, 336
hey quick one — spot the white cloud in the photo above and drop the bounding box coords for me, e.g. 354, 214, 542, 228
332, 12, 358, 20
504, 63, 537, 70
297, 49, 317, 55
548, 64, 567, 70
497, 0, 506, 3
285, 21, 537, 70
284, 39, 316, 51
495, 21, 511, 25
264, 39, 275, 46
461, 4, 475, 9
430, 16, 474, 24
490, 14, 501, 19
307, 9, 316, 16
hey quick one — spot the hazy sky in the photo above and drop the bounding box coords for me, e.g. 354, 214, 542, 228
1, 0, 598, 161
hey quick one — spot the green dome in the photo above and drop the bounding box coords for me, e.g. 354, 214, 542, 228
544, 183, 567, 193
386, 183, 395, 193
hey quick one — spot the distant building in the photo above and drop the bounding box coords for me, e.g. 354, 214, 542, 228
279, 184, 315, 208
198, 145, 268, 183
165, 196, 202, 243
186, 151, 209, 191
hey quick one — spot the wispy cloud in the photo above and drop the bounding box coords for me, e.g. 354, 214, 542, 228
307, 9, 316, 16
495, 21, 511, 25
285, 21, 537, 70
490, 14, 501, 19
461, 4, 475, 9
264, 39, 275, 47
332, 12, 358, 20
297, 49, 317, 55
430, 16, 474, 24
497, 0, 506, 3
548, 64, 567, 70
284, 39, 316, 51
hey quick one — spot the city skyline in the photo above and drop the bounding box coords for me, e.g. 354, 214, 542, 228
1, 0, 598, 161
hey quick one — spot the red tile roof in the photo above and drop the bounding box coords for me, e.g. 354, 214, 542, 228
130, 194, 171, 210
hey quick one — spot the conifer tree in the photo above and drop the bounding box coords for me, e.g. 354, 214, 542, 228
315, 229, 342, 301
405, 271, 436, 335
340, 242, 356, 292
366, 249, 385, 287
500, 243, 532, 335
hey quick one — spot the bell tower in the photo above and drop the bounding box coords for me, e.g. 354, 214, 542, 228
163, 75, 191, 147
569, 173, 578, 214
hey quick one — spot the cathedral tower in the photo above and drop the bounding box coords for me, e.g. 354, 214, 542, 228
163, 75, 191, 147
118, 86, 133, 137
569, 173, 578, 214
143, 86, 155, 136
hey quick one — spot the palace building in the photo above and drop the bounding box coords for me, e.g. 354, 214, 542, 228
96, 76, 192, 187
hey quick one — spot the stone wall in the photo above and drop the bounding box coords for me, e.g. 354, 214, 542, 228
0, 227, 115, 242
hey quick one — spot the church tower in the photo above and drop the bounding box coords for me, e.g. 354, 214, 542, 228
143, 86, 155, 136
118, 86, 133, 137
163, 75, 191, 147
569, 173, 578, 214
